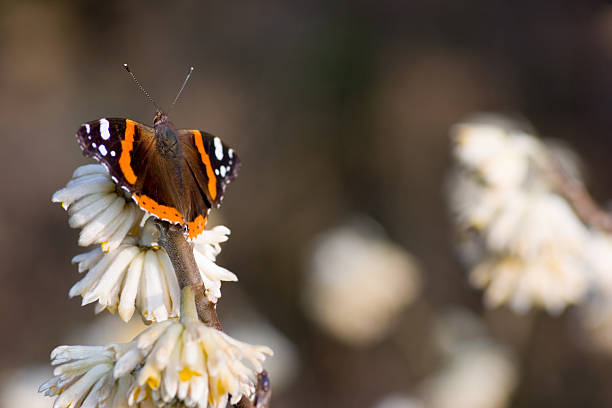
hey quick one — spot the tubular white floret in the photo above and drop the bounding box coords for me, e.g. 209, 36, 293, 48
52, 164, 141, 251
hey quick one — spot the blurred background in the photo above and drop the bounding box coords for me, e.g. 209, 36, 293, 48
3, 1, 612, 407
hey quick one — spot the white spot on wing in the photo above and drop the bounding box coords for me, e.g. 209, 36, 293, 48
214, 137, 223, 160
215, 169, 219, 176
100, 119, 111, 140
220, 166, 226, 177
85, 123, 91, 134
110, 150, 116, 157
98, 145, 108, 156
228, 148, 234, 158
92, 142, 97, 148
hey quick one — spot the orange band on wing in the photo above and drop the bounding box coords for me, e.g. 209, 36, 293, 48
186, 215, 207, 240
133, 193, 183, 224
192, 130, 217, 200
120, 120, 138, 184
134, 193, 206, 239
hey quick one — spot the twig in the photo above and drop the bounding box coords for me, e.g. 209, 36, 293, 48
253, 370, 272, 408
237, 396, 255, 408
236, 371, 271, 408
545, 154, 612, 232
155, 220, 222, 330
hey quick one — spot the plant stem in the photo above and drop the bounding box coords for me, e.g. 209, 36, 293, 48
546, 154, 612, 232
156, 220, 222, 330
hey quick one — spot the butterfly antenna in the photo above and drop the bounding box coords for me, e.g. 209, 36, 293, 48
123, 63, 162, 112
172, 66, 194, 107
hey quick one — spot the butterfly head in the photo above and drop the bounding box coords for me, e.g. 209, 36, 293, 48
154, 110, 169, 126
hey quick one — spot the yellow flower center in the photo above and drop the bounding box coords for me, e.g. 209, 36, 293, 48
216, 380, 227, 395
146, 375, 160, 389
179, 366, 202, 382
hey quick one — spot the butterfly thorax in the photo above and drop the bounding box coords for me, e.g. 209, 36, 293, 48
154, 114, 181, 159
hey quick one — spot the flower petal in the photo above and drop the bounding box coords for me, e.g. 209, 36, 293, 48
78, 196, 128, 246
118, 252, 145, 322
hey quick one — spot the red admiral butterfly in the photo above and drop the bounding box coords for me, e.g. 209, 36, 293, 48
76, 65, 239, 240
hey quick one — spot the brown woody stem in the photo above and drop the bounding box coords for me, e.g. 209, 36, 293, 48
545, 154, 612, 232
155, 220, 222, 330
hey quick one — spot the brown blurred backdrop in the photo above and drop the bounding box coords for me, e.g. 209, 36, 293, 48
3, 1, 612, 407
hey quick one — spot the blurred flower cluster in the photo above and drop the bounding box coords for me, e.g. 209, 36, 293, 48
370, 309, 518, 408
448, 115, 612, 321
421, 309, 518, 408
302, 217, 421, 346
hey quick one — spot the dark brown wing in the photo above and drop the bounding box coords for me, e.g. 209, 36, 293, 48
177, 129, 240, 209
76, 118, 156, 191
77, 118, 190, 229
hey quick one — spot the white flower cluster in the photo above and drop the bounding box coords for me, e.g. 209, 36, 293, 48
52, 164, 140, 250
40, 287, 272, 408
577, 232, 612, 354
303, 218, 421, 346
422, 309, 518, 408
53, 164, 237, 322
449, 115, 598, 314
70, 233, 181, 323
39, 344, 140, 408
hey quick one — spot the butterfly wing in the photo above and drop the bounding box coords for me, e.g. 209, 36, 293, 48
177, 129, 240, 209
76, 118, 156, 192
76, 118, 187, 226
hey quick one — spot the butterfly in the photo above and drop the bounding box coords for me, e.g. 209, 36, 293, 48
76, 112, 239, 240
75, 67, 239, 240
